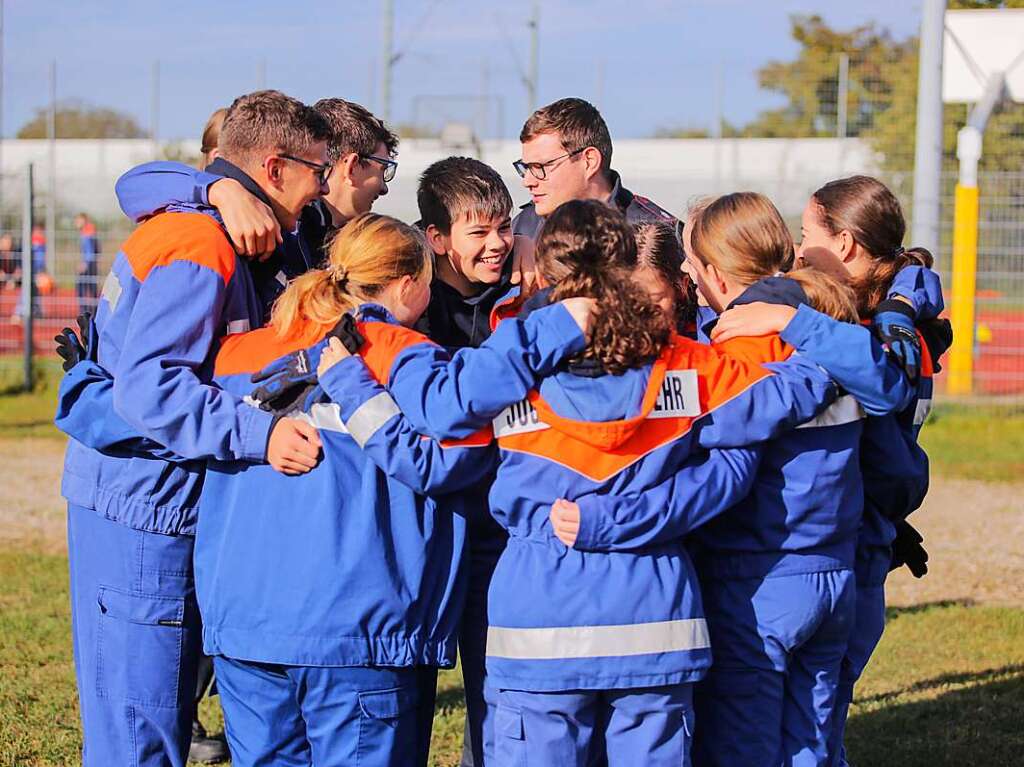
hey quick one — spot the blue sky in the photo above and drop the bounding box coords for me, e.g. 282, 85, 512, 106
5, 0, 922, 140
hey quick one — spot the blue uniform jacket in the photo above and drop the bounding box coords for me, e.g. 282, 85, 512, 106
327, 318, 840, 691
592, 279, 871, 581
115, 159, 321, 317
778, 267, 948, 582
195, 302, 586, 666
59, 210, 273, 536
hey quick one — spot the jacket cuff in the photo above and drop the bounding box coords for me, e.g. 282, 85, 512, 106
241, 405, 276, 462
195, 170, 225, 206
572, 495, 605, 551
524, 303, 587, 361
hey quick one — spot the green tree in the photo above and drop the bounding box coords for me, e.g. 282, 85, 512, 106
743, 3, 1024, 172
17, 101, 146, 139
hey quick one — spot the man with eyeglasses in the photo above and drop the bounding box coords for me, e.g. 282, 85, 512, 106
512, 97, 678, 242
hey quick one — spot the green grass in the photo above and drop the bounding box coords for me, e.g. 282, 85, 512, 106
2, 549, 1021, 766
0, 548, 471, 767
0, 358, 62, 439
920, 405, 1024, 482
846, 601, 1024, 765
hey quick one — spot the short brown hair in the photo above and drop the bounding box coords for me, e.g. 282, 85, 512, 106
520, 98, 613, 174
313, 98, 399, 161
417, 157, 512, 234
218, 90, 332, 167
538, 200, 669, 374
811, 175, 933, 317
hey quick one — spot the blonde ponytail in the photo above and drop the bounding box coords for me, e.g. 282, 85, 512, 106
271, 212, 431, 337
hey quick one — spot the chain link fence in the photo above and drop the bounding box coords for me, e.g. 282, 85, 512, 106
1, 45, 1021, 401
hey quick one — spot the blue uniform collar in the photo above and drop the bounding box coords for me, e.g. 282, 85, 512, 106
728, 276, 809, 312
357, 303, 401, 325
205, 158, 275, 211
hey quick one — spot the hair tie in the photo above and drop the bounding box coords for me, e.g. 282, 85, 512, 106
893, 245, 905, 259
330, 265, 349, 286
773, 270, 785, 278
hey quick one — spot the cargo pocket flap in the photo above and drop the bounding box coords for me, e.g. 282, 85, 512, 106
96, 586, 184, 626
495, 705, 524, 740
357, 685, 418, 720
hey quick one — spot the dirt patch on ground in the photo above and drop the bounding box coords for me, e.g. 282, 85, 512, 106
885, 477, 1024, 608
1, 438, 69, 554
2, 438, 1022, 605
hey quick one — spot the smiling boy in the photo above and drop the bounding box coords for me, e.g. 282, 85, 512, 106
412, 156, 528, 766
415, 156, 523, 348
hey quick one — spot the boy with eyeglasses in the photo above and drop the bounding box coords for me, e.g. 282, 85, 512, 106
114, 98, 400, 310
512, 97, 679, 242
59, 89, 330, 767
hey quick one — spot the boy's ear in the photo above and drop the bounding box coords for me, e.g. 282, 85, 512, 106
263, 155, 286, 186
336, 152, 360, 184
424, 224, 449, 257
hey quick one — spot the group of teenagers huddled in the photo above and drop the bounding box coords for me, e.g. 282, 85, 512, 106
53, 89, 952, 767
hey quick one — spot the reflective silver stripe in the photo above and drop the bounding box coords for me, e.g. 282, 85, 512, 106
275, 270, 288, 287
225, 319, 251, 335
487, 618, 710, 660
913, 398, 932, 426
101, 271, 122, 311
306, 403, 348, 433
345, 392, 401, 447
796, 394, 865, 429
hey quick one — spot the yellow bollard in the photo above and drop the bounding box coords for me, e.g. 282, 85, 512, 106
948, 184, 978, 395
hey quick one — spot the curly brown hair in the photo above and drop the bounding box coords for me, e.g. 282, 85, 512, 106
536, 200, 670, 375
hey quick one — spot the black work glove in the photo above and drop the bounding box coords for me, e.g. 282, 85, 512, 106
890, 520, 928, 578
872, 299, 922, 386
54, 312, 98, 372
250, 314, 365, 413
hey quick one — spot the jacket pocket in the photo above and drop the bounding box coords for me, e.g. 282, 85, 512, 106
95, 586, 184, 709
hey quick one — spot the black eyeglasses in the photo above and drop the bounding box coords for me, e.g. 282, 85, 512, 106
278, 154, 333, 186
513, 148, 586, 180
360, 154, 398, 183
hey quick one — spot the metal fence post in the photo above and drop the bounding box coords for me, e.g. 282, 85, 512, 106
21, 163, 33, 391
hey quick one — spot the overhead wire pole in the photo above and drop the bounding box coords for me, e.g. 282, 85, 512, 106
527, 0, 539, 113
380, 0, 394, 123
151, 60, 160, 160
911, 0, 946, 259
